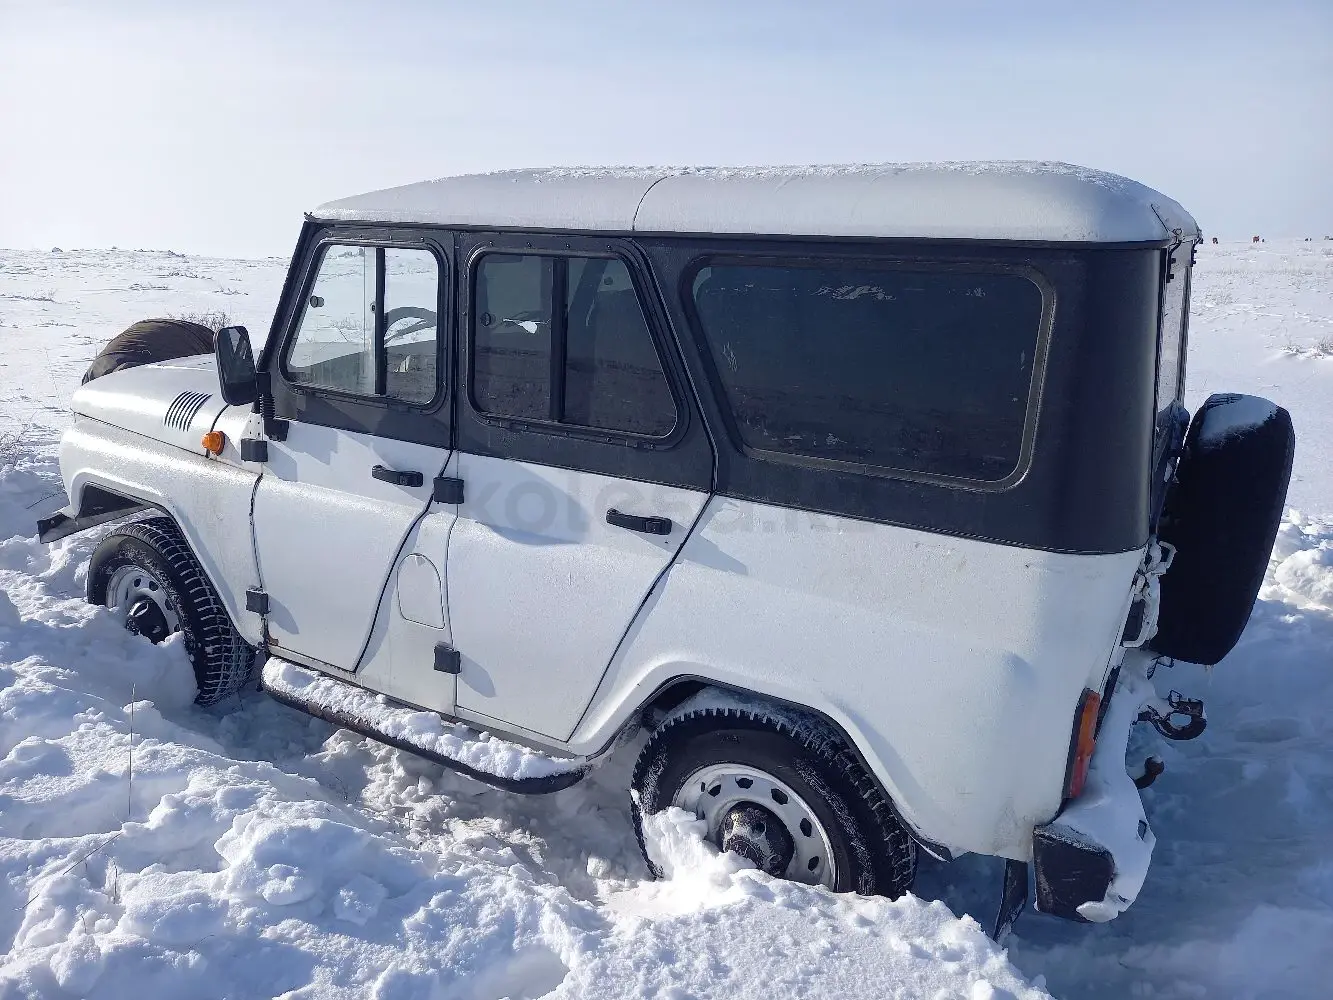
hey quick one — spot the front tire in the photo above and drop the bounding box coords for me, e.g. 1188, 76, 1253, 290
87, 517, 254, 705
632, 704, 917, 897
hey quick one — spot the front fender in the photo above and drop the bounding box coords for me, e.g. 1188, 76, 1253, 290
52, 417, 263, 645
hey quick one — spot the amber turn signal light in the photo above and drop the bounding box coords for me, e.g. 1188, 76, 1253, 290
201, 430, 226, 455
1064, 688, 1101, 800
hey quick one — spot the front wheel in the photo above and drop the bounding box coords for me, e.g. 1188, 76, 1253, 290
87, 516, 255, 704
631, 704, 917, 896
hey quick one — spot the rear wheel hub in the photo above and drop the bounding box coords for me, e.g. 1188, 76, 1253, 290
674, 762, 839, 887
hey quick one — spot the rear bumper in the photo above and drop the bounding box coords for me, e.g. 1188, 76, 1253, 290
1033, 669, 1157, 922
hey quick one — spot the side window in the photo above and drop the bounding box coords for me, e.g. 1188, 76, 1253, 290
565, 257, 674, 435
285, 244, 440, 404
690, 260, 1045, 483
286, 245, 376, 395
383, 248, 441, 404
473, 255, 554, 421
1156, 243, 1190, 412
472, 253, 674, 436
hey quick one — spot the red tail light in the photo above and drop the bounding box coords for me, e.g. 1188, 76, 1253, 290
1065, 689, 1102, 800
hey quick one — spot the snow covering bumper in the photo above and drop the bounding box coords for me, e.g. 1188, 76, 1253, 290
1032, 670, 1157, 922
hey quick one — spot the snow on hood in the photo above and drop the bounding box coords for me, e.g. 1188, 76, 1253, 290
71, 356, 228, 453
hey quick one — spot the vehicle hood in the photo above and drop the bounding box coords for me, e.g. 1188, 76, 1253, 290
72, 356, 231, 452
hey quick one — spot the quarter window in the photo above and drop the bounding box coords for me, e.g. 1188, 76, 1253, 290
285, 244, 440, 404
1156, 244, 1190, 412
472, 253, 674, 435
690, 261, 1044, 483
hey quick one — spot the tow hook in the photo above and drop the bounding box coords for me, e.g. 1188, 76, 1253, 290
1132, 755, 1165, 790
1139, 690, 1207, 741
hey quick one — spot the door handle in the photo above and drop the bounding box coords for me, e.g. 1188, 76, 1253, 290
371, 464, 424, 488
606, 508, 672, 536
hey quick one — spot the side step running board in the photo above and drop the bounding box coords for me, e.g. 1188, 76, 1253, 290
261, 657, 589, 794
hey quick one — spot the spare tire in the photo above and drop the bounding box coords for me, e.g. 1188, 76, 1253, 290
1148, 393, 1295, 665
82, 318, 216, 384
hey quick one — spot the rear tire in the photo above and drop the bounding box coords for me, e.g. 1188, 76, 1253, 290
87, 517, 254, 705
632, 704, 917, 897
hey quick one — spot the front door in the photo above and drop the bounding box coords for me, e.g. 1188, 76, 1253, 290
252, 235, 453, 684
444, 235, 714, 740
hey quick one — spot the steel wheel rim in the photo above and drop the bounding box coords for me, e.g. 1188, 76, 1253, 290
674, 763, 839, 888
105, 564, 180, 635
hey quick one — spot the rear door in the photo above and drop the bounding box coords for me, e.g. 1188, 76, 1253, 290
252, 234, 453, 678
443, 234, 713, 740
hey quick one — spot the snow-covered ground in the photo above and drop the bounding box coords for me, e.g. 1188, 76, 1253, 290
0, 240, 1329, 998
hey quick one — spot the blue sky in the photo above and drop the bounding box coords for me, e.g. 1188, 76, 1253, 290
1, 0, 1329, 256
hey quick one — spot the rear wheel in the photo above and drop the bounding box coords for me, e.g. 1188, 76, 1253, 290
87, 517, 254, 704
632, 704, 917, 896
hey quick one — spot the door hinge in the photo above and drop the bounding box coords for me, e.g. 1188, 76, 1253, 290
240, 438, 269, 463
433, 643, 461, 674
245, 587, 270, 614
1120, 540, 1177, 647
432, 476, 464, 505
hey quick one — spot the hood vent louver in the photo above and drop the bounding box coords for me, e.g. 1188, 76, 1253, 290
164, 390, 212, 432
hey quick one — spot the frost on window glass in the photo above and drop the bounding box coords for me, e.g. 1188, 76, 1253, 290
691, 262, 1043, 482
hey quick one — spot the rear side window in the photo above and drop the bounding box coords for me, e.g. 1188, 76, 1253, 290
1156, 243, 1191, 411
690, 260, 1044, 483
471, 254, 554, 421
472, 253, 675, 436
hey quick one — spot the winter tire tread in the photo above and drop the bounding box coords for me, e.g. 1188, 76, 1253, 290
87, 516, 254, 705
631, 704, 917, 897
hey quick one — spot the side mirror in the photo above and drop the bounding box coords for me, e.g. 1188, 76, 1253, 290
214, 325, 258, 406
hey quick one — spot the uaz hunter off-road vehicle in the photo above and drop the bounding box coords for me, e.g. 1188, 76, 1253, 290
39, 164, 1294, 936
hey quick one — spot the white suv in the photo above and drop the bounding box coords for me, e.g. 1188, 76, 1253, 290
39, 163, 1294, 937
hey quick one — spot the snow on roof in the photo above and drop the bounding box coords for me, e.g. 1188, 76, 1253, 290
312, 162, 1199, 244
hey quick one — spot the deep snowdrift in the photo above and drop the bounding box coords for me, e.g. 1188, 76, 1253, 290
0, 241, 1329, 998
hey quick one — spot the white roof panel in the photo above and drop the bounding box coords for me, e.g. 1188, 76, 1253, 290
312, 162, 1198, 244
313, 168, 663, 233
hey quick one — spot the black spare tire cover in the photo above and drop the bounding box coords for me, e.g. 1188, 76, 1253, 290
1149, 393, 1295, 665
82, 319, 215, 384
